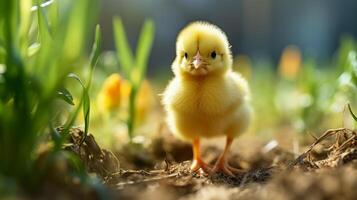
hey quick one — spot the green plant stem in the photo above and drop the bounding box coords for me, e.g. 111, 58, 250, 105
127, 87, 138, 141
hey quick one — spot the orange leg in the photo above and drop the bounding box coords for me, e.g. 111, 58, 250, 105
212, 137, 242, 176
190, 138, 212, 173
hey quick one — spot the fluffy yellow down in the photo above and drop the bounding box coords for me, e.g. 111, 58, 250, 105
162, 22, 252, 141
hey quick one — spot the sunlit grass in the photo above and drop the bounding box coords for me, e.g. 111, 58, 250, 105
248, 37, 357, 138
0, 0, 102, 194
113, 17, 155, 140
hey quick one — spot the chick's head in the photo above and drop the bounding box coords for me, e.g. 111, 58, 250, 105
174, 22, 232, 76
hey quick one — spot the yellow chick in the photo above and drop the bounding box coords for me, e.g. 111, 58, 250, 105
162, 22, 252, 176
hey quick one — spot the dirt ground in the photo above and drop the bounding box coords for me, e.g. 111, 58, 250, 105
55, 126, 357, 200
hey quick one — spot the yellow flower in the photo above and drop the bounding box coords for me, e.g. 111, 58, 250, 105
98, 73, 121, 112
98, 73, 155, 124
279, 45, 301, 80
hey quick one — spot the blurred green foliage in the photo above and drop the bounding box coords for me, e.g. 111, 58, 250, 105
0, 0, 103, 195
340, 36, 357, 123
113, 17, 155, 140
250, 36, 357, 137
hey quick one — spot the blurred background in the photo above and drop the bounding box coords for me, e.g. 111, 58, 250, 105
88, 0, 357, 149
99, 0, 357, 76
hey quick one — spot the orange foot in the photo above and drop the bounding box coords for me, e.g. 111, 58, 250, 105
190, 138, 212, 174
190, 159, 212, 174
211, 136, 243, 177
212, 159, 243, 176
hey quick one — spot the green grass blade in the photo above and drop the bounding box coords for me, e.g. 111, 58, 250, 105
348, 51, 357, 85
19, 0, 31, 56
0, 42, 5, 62
37, 2, 52, 40
348, 104, 357, 122
0, 39, 4, 50
87, 24, 102, 89
134, 19, 154, 86
113, 17, 134, 78
80, 24, 102, 144
337, 36, 356, 73
62, 73, 89, 142
47, 0, 58, 34
62, 0, 90, 61
57, 87, 75, 105
27, 42, 40, 57
82, 90, 90, 143
61, 24, 101, 145
35, 0, 53, 77
67, 73, 90, 145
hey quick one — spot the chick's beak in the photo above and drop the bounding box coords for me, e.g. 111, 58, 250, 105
192, 51, 203, 69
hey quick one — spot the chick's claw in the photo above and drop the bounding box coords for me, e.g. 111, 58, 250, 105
190, 159, 212, 174
212, 161, 243, 177
227, 165, 244, 174
210, 137, 244, 177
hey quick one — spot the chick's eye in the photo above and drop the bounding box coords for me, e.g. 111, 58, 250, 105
184, 53, 188, 59
211, 51, 217, 59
